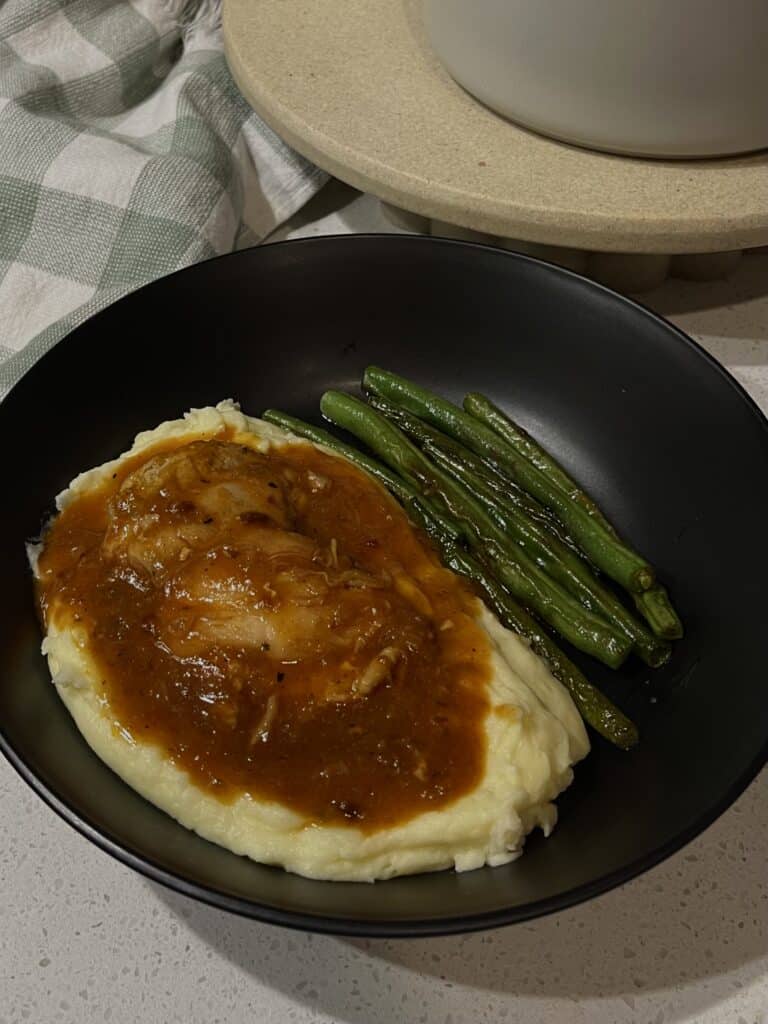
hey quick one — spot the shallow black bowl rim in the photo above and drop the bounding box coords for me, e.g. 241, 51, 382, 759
2, 234, 767, 937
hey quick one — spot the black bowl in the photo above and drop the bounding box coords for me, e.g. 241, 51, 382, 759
1, 235, 766, 937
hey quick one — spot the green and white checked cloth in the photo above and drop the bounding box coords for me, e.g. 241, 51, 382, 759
0, 0, 326, 397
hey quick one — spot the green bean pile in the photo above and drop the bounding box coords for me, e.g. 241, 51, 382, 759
264, 367, 683, 750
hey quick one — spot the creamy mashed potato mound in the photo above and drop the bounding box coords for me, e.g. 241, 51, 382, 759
35, 401, 589, 881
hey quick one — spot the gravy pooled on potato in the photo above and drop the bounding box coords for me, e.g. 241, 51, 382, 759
37, 434, 492, 831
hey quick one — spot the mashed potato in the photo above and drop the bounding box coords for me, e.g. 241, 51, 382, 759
35, 401, 589, 881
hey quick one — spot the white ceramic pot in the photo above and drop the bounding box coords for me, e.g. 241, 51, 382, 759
424, 0, 768, 158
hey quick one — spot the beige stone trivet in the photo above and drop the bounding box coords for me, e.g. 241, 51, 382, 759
224, 0, 768, 256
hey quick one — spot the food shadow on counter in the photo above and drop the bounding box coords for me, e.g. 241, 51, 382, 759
149, 772, 767, 1017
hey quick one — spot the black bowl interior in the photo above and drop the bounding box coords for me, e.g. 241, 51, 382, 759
1, 235, 766, 937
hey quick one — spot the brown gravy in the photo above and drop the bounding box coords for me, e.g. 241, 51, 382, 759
36, 431, 491, 831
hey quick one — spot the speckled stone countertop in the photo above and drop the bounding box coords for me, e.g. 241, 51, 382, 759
3, 183, 767, 1024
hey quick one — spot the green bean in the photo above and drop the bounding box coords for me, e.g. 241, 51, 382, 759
363, 367, 655, 594
464, 392, 615, 530
462, 393, 684, 638
365, 396, 669, 666
321, 391, 631, 669
367, 393, 575, 547
431, 446, 670, 667
633, 584, 684, 640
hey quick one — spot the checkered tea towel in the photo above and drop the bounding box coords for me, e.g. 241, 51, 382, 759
0, 0, 327, 397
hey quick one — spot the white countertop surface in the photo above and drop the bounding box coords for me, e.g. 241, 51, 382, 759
3, 182, 767, 1024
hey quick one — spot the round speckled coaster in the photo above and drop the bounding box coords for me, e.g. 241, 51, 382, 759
223, 0, 768, 255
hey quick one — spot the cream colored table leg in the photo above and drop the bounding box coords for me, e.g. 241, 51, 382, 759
377, 200, 748, 293
587, 253, 671, 293
380, 201, 429, 234
671, 251, 743, 281
496, 238, 587, 273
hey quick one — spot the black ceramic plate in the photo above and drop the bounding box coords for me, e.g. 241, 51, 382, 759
1, 236, 767, 937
